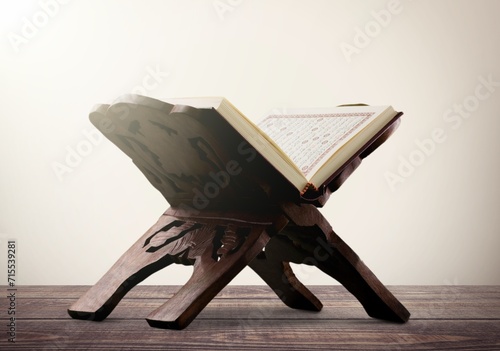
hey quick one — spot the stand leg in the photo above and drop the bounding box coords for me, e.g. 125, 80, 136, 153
249, 253, 322, 311
279, 202, 410, 323
68, 212, 195, 321
146, 224, 270, 329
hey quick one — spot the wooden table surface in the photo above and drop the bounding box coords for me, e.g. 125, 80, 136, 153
2, 285, 499, 350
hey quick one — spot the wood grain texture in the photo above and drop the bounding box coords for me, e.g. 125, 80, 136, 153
145, 225, 270, 329
6, 286, 500, 350
280, 202, 411, 323
18, 286, 500, 320
68, 209, 285, 328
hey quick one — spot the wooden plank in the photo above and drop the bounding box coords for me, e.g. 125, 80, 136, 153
11, 285, 500, 300
13, 295, 500, 320
8, 320, 500, 350
9, 286, 500, 320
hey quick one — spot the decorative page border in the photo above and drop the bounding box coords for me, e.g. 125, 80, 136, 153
261, 112, 375, 177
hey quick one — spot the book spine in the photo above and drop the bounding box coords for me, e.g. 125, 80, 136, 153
300, 182, 319, 196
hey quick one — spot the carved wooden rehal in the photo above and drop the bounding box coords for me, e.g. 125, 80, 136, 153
68, 95, 410, 329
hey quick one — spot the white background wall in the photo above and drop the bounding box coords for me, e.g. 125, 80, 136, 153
1, 0, 499, 286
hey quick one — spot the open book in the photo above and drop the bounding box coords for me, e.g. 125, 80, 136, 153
161, 97, 400, 194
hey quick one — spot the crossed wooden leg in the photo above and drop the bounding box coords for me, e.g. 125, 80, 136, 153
256, 202, 411, 323
68, 208, 285, 329
146, 221, 271, 329
68, 212, 186, 322
249, 251, 324, 312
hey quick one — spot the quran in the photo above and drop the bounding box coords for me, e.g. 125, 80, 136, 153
231, 101, 398, 193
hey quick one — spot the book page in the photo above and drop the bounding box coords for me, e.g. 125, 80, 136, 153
258, 112, 375, 179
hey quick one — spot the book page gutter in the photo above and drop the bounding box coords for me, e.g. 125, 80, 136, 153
220, 101, 304, 176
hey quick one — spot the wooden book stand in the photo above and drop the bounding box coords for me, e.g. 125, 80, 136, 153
68, 95, 410, 329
